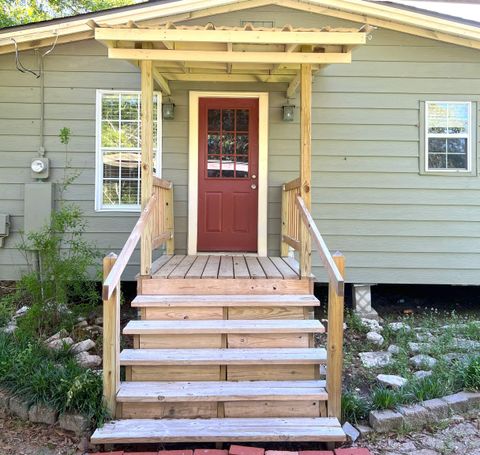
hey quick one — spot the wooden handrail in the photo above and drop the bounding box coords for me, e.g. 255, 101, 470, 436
153, 176, 173, 190
102, 194, 157, 300
283, 176, 301, 192
295, 195, 345, 297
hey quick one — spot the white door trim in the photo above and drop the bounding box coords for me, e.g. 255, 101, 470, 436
188, 91, 269, 256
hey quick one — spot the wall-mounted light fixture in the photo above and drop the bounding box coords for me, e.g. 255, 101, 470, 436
162, 100, 175, 120
282, 101, 295, 122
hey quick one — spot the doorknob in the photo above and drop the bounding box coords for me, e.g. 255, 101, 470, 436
251, 184, 257, 190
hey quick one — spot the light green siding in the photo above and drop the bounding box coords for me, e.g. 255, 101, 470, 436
1, 5, 480, 284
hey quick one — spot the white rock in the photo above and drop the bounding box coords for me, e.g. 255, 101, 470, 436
416, 332, 433, 342
75, 352, 102, 368
410, 354, 437, 369
367, 331, 384, 346
70, 339, 95, 355
359, 351, 392, 368
47, 337, 74, 351
14, 306, 29, 317
408, 342, 431, 353
342, 421, 360, 442
451, 338, 480, 351
45, 329, 68, 344
75, 320, 88, 329
388, 322, 411, 332
361, 318, 383, 333
387, 344, 401, 354
94, 317, 103, 325
1, 322, 17, 334
414, 370, 433, 379
377, 374, 408, 388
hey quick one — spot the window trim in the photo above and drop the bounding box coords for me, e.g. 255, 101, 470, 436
95, 89, 162, 212
422, 100, 474, 174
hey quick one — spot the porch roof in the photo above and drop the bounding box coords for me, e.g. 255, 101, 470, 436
94, 22, 370, 97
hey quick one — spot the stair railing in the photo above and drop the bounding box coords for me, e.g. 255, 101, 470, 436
101, 178, 174, 416
280, 178, 345, 420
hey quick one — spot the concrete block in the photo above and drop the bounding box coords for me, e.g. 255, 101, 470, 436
398, 404, 429, 429
28, 403, 58, 425
422, 398, 450, 422
9, 396, 30, 420
442, 392, 470, 414
58, 412, 90, 434
369, 409, 403, 433
354, 424, 374, 439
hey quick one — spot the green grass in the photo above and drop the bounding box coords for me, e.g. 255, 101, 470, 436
341, 390, 370, 423
0, 331, 107, 427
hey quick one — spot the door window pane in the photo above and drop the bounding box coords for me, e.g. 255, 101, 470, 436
206, 107, 251, 179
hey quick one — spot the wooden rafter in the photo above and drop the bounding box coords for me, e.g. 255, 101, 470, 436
94, 27, 367, 45
108, 48, 352, 64
152, 67, 172, 95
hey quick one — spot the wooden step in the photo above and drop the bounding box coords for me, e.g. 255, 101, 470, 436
120, 348, 327, 366
116, 380, 327, 402
90, 417, 346, 443
132, 294, 319, 307
123, 319, 324, 335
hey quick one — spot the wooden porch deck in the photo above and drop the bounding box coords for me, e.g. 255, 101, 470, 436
151, 255, 301, 280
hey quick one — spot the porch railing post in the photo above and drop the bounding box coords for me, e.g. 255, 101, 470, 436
140, 58, 154, 275
165, 184, 175, 255
102, 253, 120, 417
299, 63, 312, 278
326, 252, 345, 420
280, 184, 289, 257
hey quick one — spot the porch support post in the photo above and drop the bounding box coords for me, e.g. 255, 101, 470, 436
300, 63, 312, 278
140, 59, 154, 276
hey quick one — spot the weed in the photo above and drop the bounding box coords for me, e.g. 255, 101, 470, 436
462, 356, 480, 391
341, 390, 371, 423
345, 310, 369, 335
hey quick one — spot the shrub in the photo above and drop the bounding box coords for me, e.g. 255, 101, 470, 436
342, 390, 371, 423
463, 356, 480, 391
17, 204, 100, 337
406, 375, 453, 402
0, 332, 107, 425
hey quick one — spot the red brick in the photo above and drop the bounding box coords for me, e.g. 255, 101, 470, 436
229, 445, 265, 455
266, 451, 298, 455
161, 451, 194, 455
125, 452, 158, 455
195, 450, 228, 455
334, 449, 372, 455
299, 451, 334, 455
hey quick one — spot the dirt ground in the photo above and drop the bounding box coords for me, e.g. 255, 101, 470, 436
0, 414, 81, 455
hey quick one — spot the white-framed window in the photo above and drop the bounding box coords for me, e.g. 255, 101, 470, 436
95, 90, 162, 211
425, 101, 472, 172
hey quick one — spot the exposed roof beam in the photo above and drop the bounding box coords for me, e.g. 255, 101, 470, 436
153, 67, 172, 95
108, 48, 352, 64
95, 27, 367, 45
160, 72, 293, 83
286, 73, 300, 98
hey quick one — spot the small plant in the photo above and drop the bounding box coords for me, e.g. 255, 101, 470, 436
0, 292, 15, 327
463, 356, 480, 391
342, 390, 371, 423
371, 386, 410, 410
345, 310, 369, 335
59, 127, 71, 145
406, 375, 452, 402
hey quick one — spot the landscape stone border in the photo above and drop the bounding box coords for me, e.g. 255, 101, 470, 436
367, 391, 480, 434
0, 388, 90, 435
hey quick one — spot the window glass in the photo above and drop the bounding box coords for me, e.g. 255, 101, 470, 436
426, 102, 470, 171
97, 91, 161, 210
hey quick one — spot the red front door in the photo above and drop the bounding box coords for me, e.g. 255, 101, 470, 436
197, 98, 259, 252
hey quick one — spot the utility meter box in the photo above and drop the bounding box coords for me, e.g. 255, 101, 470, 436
0, 214, 10, 247
24, 182, 54, 235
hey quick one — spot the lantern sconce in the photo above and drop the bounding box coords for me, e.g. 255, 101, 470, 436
282, 101, 295, 122
162, 99, 175, 120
